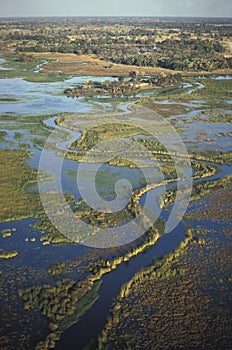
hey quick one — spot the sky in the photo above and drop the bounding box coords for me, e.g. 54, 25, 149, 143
0, 0, 231, 18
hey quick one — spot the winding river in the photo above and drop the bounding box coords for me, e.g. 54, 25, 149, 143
40, 103, 230, 349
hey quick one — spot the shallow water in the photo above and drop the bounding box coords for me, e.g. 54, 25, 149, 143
0, 76, 118, 115
0, 57, 12, 70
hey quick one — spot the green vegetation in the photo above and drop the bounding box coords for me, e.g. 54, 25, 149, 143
86, 226, 161, 277
98, 229, 196, 349
34, 215, 72, 245
0, 16, 232, 350
190, 79, 232, 100
59, 112, 231, 168
217, 132, 232, 137
0, 149, 41, 221
192, 161, 219, 179
20, 224, 162, 348
0, 131, 7, 142
98, 185, 232, 350
138, 143, 231, 166
188, 150, 232, 165
64, 73, 182, 97
48, 262, 67, 277
120, 229, 195, 298
194, 110, 232, 123
69, 123, 149, 151
135, 77, 232, 102
15, 54, 36, 63
1, 228, 15, 238
0, 112, 63, 146
191, 172, 232, 201
19, 278, 101, 350
0, 53, 65, 82
159, 173, 232, 208
0, 249, 18, 259
0, 149, 73, 244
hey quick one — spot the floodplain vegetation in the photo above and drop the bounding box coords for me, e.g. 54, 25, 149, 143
97, 186, 232, 350
0, 16, 231, 350
18, 225, 161, 349
0, 149, 41, 222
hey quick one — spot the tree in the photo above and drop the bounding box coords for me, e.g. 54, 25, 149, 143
129, 71, 138, 81
118, 76, 124, 84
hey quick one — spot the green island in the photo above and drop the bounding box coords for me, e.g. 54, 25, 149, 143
64, 73, 182, 97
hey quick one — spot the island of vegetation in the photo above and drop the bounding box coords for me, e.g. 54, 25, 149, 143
64, 72, 182, 97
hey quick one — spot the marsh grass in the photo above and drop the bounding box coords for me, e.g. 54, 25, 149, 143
19, 277, 101, 350
69, 123, 149, 151
0, 53, 65, 82
0, 149, 41, 221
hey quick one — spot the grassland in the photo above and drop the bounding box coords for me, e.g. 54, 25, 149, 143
69, 123, 149, 151
0, 149, 75, 244
190, 79, 232, 100
0, 149, 41, 221
26, 52, 178, 77
148, 77, 232, 101
26, 52, 232, 77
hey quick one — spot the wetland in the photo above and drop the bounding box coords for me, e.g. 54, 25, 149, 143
0, 16, 232, 350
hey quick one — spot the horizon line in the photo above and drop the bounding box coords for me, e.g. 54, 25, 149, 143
0, 15, 232, 19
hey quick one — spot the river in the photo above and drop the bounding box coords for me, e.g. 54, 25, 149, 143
44, 102, 230, 349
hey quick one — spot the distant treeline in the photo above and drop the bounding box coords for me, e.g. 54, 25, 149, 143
1, 17, 232, 71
